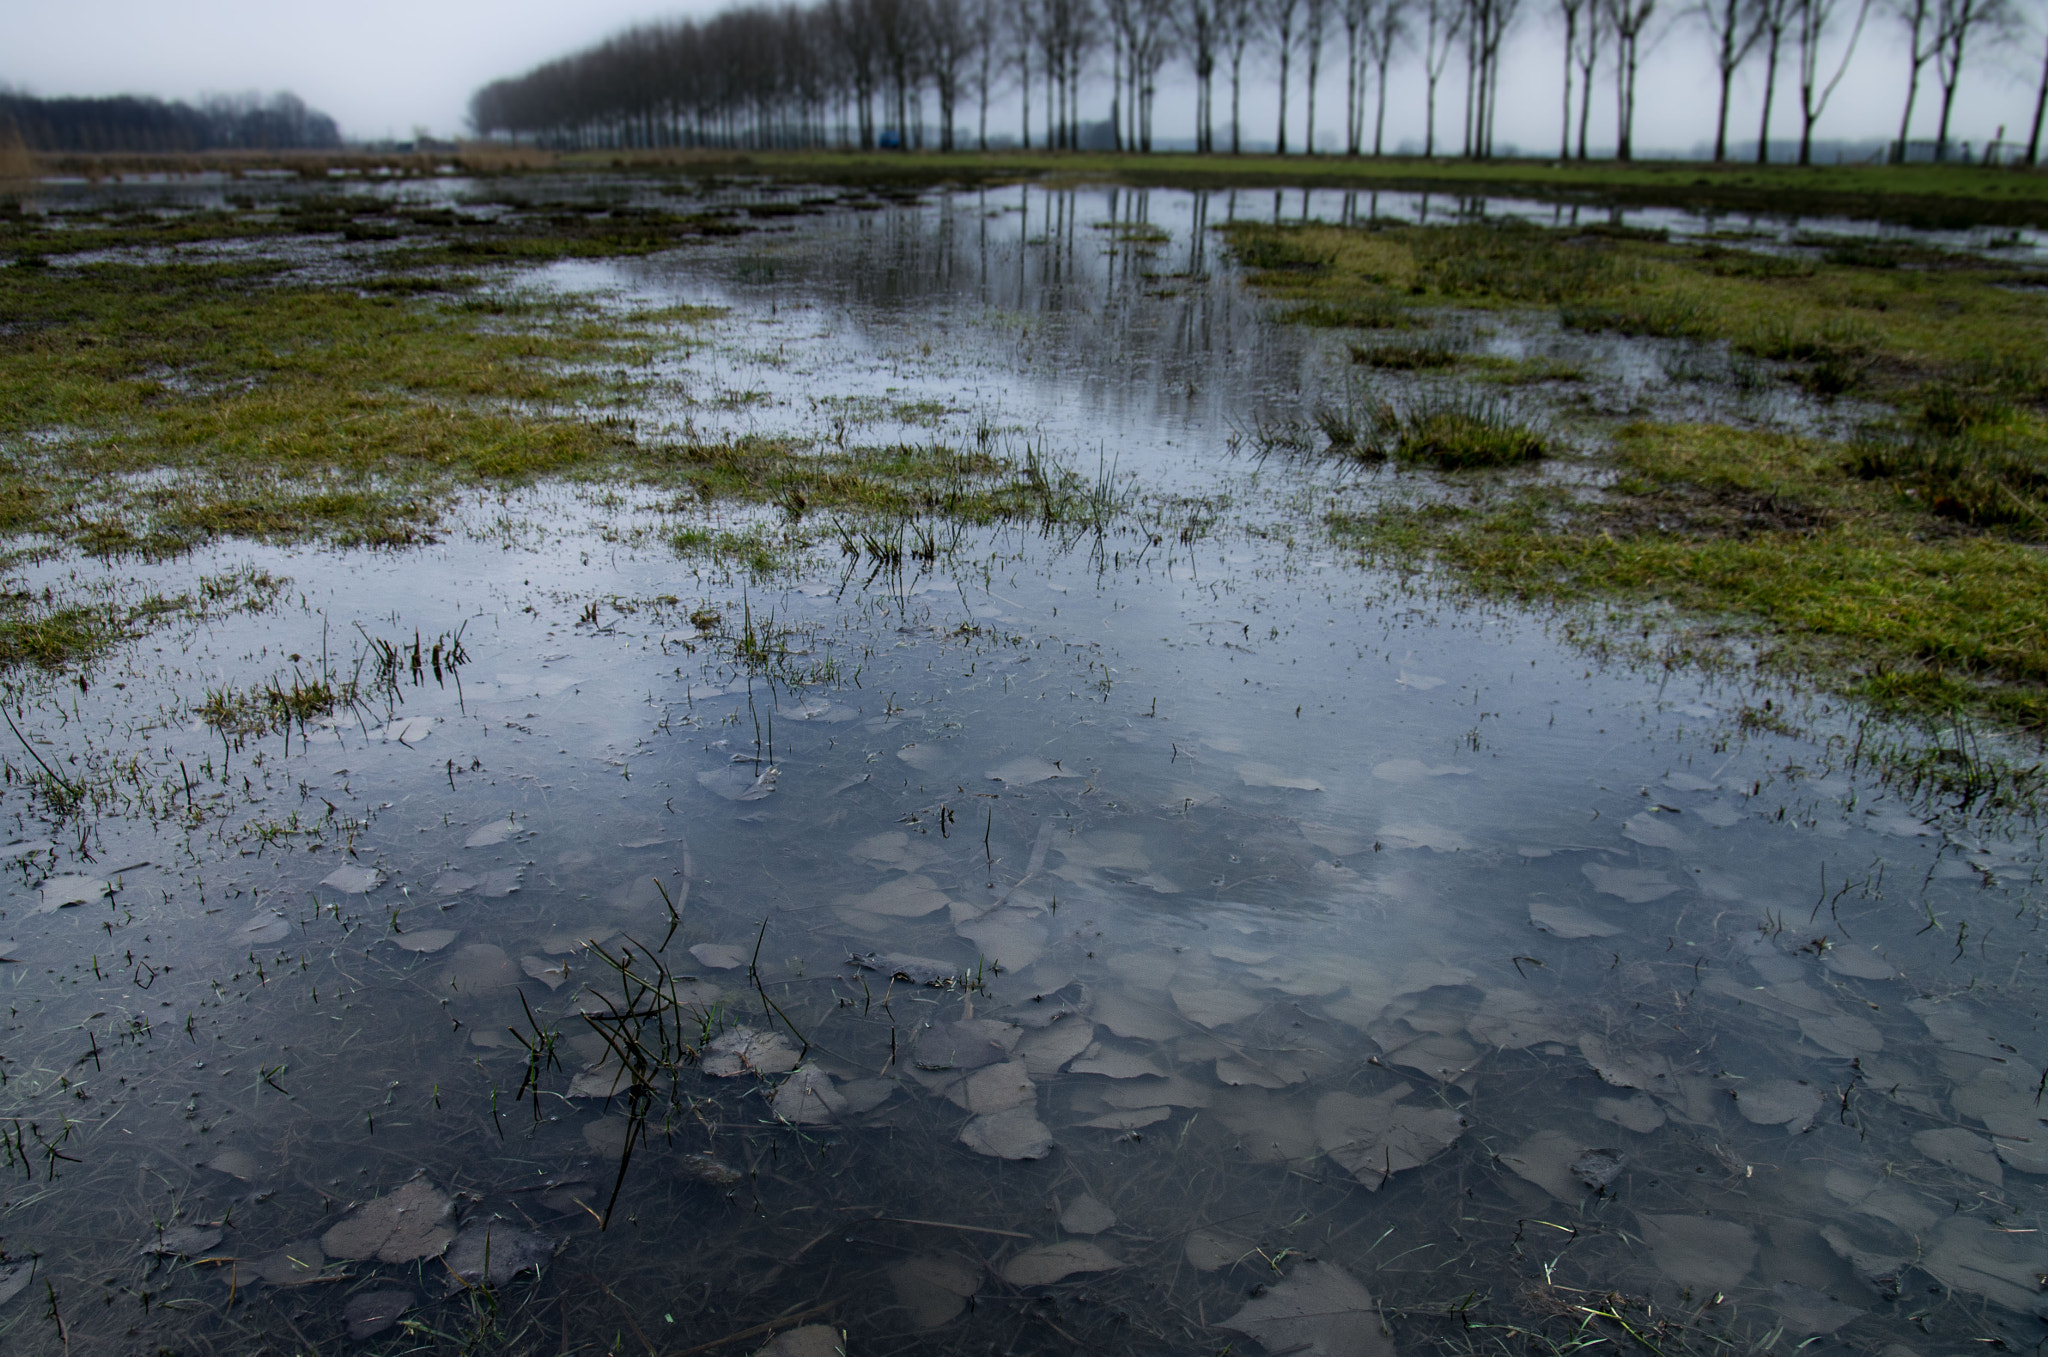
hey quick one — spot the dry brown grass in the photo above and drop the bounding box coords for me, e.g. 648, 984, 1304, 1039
454, 140, 557, 173
0, 123, 38, 200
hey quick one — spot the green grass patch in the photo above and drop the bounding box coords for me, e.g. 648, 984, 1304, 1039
1316, 390, 1549, 468
1331, 422, 2048, 731
1224, 218, 2048, 402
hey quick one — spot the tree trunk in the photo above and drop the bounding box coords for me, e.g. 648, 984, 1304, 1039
1346, 21, 1360, 153
1713, 12, 1735, 162
1757, 29, 1780, 163
1277, 46, 1292, 152
1896, 0, 1925, 158
1231, 55, 1243, 152
2029, 28, 2048, 164
1111, 31, 1124, 151
1426, 70, 1440, 155
1306, 47, 1320, 153
1615, 35, 1630, 159
1375, 54, 1392, 153
1560, 8, 1577, 158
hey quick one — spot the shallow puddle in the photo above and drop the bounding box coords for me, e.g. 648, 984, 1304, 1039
1, 181, 2044, 1355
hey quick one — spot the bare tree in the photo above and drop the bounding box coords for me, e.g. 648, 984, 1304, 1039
1604, 0, 1655, 159
964, 0, 1004, 148
1220, 0, 1259, 149
1420, 0, 1467, 153
1106, 0, 1133, 147
1573, 0, 1603, 155
1932, 0, 2013, 148
1304, 0, 1332, 150
1793, 0, 1871, 162
927, 0, 968, 148
870, 0, 925, 147
1753, 0, 1794, 159
1266, 0, 1304, 151
1557, 0, 1590, 156
830, 0, 881, 146
1136, 0, 1177, 146
1175, 0, 1223, 150
1468, 0, 1525, 156
1892, 0, 1939, 155
1363, 0, 1410, 151
1015, 0, 1039, 146
1694, 0, 1763, 159
2030, 16, 2048, 163
1342, 0, 1374, 153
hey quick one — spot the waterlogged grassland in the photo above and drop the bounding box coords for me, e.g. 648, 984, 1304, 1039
1230, 217, 2048, 394
0, 258, 656, 554
1340, 425, 2048, 728
0, 200, 1115, 675
1230, 218, 2048, 733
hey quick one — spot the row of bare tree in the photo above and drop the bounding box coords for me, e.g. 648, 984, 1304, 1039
468, 0, 2048, 164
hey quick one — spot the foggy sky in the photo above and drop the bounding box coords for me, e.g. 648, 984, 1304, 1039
5, 0, 2040, 154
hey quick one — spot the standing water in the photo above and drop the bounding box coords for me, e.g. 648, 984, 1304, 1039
0, 179, 2041, 1356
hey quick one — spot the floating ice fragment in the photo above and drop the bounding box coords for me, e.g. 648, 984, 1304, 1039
37, 875, 108, 912
141, 1224, 223, 1258
320, 1177, 454, 1263
320, 863, 383, 894
1528, 901, 1619, 939
1376, 822, 1469, 852
1000, 1241, 1120, 1286
756, 1325, 847, 1357
1183, 1229, 1253, 1272
464, 818, 517, 848
1731, 1078, 1824, 1132
1370, 758, 1472, 782
519, 954, 567, 987
378, 717, 433, 744
1059, 1195, 1118, 1234
1621, 812, 1691, 852
1913, 1127, 2003, 1185
914, 1019, 1021, 1071
343, 1290, 414, 1340
1582, 863, 1680, 903
888, 1254, 981, 1328
1220, 1259, 1394, 1357
1771, 1282, 1864, 1336
233, 910, 292, 945
702, 1027, 800, 1078
987, 755, 1067, 784
1314, 1086, 1467, 1190
772, 1066, 847, 1124
959, 1106, 1053, 1159
1238, 762, 1324, 791
445, 1222, 554, 1286
1634, 1212, 1757, 1292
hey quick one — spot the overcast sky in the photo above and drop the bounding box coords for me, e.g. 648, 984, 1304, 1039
4, 0, 2042, 155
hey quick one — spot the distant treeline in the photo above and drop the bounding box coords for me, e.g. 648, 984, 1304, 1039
472, 0, 2048, 167
0, 91, 342, 154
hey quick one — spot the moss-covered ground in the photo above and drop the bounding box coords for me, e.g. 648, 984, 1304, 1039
0, 195, 1109, 674
1226, 217, 2048, 733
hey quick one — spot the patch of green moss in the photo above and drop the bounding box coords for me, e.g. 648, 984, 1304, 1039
1331, 423, 2048, 730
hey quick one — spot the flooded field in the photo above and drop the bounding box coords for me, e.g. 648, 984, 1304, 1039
1, 177, 2045, 1356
